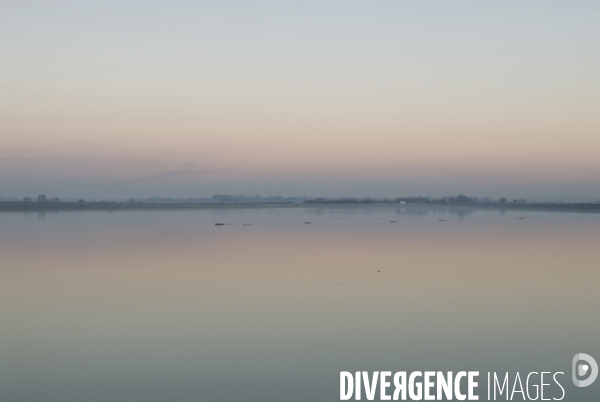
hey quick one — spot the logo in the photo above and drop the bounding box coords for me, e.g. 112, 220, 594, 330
572, 353, 598, 387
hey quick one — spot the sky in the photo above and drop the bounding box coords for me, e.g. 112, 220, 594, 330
1, 0, 600, 200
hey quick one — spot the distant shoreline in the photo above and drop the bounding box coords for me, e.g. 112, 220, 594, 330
2, 201, 600, 213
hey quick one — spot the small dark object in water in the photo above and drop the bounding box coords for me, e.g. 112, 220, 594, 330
303, 222, 312, 224
518, 217, 527, 220
439, 220, 446, 222
215, 223, 225, 226
243, 223, 252, 226
390, 221, 397, 223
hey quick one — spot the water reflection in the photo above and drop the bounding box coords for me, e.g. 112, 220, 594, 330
0, 206, 599, 402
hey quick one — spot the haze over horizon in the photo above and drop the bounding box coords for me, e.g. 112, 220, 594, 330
2, 1, 600, 200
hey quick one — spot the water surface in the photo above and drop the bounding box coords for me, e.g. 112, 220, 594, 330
1, 206, 599, 401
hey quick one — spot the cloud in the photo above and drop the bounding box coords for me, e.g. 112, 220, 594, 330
131, 164, 215, 182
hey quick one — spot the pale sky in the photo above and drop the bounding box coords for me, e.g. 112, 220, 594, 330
1, 0, 599, 199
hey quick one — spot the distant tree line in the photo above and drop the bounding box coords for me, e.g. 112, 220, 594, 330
9, 194, 585, 206
396, 195, 487, 204
304, 194, 530, 204
22, 194, 62, 203
304, 197, 382, 204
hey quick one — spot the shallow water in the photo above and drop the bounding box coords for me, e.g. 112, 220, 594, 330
1, 206, 599, 401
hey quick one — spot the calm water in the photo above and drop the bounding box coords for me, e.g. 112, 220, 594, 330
1, 206, 599, 401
